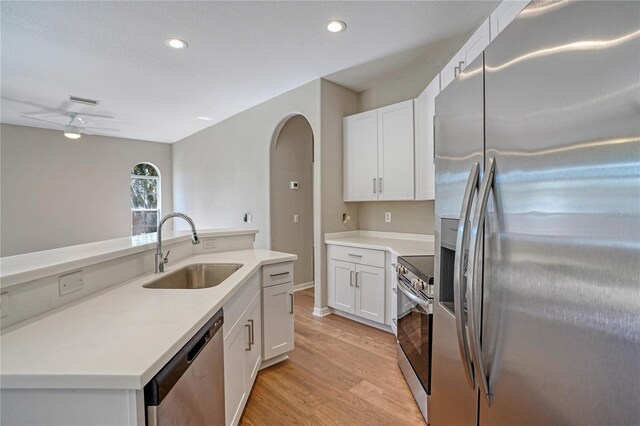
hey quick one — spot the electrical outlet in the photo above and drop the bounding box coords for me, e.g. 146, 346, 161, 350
59, 271, 84, 296
385, 212, 392, 223
203, 239, 217, 249
0, 292, 8, 318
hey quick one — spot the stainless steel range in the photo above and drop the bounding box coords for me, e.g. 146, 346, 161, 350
395, 255, 434, 424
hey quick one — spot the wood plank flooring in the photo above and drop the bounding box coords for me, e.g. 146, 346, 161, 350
239, 289, 425, 425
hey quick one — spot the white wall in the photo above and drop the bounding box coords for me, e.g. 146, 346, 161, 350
172, 79, 360, 310
0, 124, 173, 256
172, 80, 321, 249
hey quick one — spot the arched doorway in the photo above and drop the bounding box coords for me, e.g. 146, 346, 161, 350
270, 115, 314, 288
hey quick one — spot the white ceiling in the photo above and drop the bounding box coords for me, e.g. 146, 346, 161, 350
1, 1, 497, 143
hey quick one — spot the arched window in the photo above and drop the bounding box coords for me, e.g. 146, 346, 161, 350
131, 163, 160, 236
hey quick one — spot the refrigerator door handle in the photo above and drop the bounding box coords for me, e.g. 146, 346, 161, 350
468, 156, 496, 406
453, 162, 480, 389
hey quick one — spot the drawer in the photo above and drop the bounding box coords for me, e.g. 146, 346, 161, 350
224, 272, 260, 339
328, 245, 385, 268
262, 262, 294, 287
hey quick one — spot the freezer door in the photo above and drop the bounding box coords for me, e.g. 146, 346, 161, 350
479, 1, 640, 425
431, 55, 484, 425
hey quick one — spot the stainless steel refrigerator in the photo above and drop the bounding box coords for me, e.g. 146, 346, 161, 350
431, 1, 640, 425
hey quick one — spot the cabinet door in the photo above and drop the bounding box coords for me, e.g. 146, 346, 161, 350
245, 293, 262, 388
490, 0, 530, 40
440, 50, 464, 90
462, 20, 490, 69
378, 100, 415, 200
224, 317, 248, 426
343, 110, 379, 201
262, 281, 294, 360
355, 264, 385, 323
328, 260, 356, 314
414, 76, 439, 200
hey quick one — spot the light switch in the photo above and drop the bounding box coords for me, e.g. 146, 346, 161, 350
293, 214, 299, 223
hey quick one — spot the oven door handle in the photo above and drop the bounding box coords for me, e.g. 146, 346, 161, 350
397, 280, 432, 313
454, 161, 480, 389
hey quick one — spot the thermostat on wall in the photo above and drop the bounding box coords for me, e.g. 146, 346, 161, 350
290, 181, 299, 190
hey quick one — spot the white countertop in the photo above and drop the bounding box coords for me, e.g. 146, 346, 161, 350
0, 228, 258, 289
0, 249, 295, 390
324, 231, 434, 256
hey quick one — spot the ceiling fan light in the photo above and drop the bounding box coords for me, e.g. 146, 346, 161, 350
64, 129, 82, 139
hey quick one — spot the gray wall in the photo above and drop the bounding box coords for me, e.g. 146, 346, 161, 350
355, 60, 439, 235
0, 124, 173, 256
270, 115, 314, 285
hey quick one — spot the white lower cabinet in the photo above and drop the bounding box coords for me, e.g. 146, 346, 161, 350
328, 246, 386, 325
262, 281, 294, 360
224, 290, 261, 426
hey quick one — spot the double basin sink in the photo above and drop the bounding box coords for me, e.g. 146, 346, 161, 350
144, 263, 243, 289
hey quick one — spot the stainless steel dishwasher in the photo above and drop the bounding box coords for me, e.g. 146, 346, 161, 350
144, 309, 225, 426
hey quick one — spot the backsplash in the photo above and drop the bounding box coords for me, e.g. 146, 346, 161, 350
358, 200, 434, 235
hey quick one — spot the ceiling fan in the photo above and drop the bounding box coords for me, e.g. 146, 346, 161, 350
20, 111, 120, 140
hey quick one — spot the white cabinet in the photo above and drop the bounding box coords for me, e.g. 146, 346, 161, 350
262, 281, 294, 360
377, 101, 415, 200
224, 290, 261, 426
414, 75, 439, 200
343, 100, 414, 201
261, 262, 294, 362
343, 110, 379, 201
328, 246, 386, 324
354, 264, 385, 322
441, 19, 491, 91
490, 1, 530, 40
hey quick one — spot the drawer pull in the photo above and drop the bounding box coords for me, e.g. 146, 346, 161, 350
348, 253, 362, 257
290, 293, 294, 314
270, 271, 290, 278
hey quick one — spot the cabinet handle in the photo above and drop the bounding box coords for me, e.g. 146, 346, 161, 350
378, 177, 383, 193
348, 253, 362, 257
248, 319, 254, 345
454, 65, 460, 78
373, 178, 377, 194
270, 271, 290, 278
290, 293, 294, 314
245, 324, 252, 351
350, 270, 354, 286
458, 60, 465, 71
355, 272, 359, 288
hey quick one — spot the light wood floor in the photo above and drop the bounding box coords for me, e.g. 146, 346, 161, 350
239, 288, 426, 425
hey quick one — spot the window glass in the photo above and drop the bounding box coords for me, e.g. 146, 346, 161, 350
131, 163, 160, 235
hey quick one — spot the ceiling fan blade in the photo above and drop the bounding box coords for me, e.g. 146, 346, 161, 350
72, 111, 115, 119
82, 126, 120, 132
20, 115, 66, 127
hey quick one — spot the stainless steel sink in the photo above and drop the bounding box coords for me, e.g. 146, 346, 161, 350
144, 263, 243, 289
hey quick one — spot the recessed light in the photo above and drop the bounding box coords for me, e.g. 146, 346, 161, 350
165, 38, 188, 49
327, 20, 346, 33
64, 129, 82, 139
197, 116, 213, 121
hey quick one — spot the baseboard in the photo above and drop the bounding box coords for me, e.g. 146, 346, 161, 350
294, 281, 314, 292
331, 309, 393, 333
260, 354, 289, 370
313, 306, 333, 317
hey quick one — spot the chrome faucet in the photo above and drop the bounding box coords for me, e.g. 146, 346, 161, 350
155, 212, 200, 273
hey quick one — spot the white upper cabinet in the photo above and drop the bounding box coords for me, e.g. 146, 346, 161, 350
343, 110, 379, 201
343, 100, 414, 202
441, 18, 491, 91
378, 100, 415, 201
414, 75, 440, 200
490, 1, 530, 40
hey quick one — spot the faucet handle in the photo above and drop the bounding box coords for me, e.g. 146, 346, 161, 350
162, 250, 171, 264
